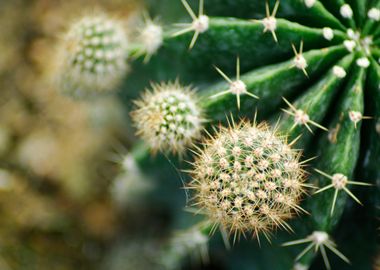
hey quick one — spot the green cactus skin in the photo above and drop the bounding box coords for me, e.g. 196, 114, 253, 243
115, 0, 380, 269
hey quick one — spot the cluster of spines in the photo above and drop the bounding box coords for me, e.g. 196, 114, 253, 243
283, 231, 349, 270
135, 14, 164, 62
188, 119, 308, 242
59, 14, 128, 98
131, 81, 204, 155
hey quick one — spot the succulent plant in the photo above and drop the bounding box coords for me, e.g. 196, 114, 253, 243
188, 119, 307, 242
131, 81, 204, 154
57, 14, 128, 99
55, 0, 380, 269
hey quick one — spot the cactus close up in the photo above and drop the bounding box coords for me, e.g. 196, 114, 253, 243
6, 0, 379, 269
115, 0, 379, 269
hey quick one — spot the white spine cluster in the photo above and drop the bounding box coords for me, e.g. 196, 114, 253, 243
193, 15, 209, 33
212, 57, 258, 109
172, 0, 209, 49
332, 65, 346, 78
314, 169, 371, 215
58, 15, 128, 99
368, 7, 380, 21
294, 55, 308, 71
322, 27, 334, 41
340, 4, 353, 19
349, 111, 363, 125
131, 81, 203, 155
291, 42, 308, 76
282, 98, 328, 133
356, 57, 370, 68
259, 1, 280, 42
304, 0, 316, 8
262, 17, 277, 37
139, 20, 163, 61
343, 40, 356, 52
283, 231, 349, 269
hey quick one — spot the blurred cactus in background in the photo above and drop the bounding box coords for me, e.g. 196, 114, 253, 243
57, 14, 129, 98
0, 0, 379, 270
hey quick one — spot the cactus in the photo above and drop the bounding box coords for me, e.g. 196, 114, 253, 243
51, 0, 380, 269
57, 14, 129, 99
131, 81, 204, 154
188, 119, 307, 242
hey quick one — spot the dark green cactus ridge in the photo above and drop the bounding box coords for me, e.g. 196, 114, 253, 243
120, 0, 380, 269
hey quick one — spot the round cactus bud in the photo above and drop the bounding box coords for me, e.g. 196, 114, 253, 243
58, 14, 128, 99
189, 120, 307, 239
131, 81, 204, 155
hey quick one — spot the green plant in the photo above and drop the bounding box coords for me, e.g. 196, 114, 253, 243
57, 14, 129, 99
188, 119, 308, 243
58, 0, 380, 269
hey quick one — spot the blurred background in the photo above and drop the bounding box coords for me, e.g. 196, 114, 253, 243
0, 1, 160, 269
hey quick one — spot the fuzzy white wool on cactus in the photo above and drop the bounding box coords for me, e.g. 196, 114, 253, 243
356, 57, 370, 68
343, 40, 356, 52
332, 65, 346, 78
192, 15, 209, 33
368, 7, 380, 21
304, 0, 316, 8
322, 27, 334, 41
340, 4, 353, 18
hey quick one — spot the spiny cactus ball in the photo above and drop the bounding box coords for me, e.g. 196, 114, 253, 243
58, 14, 128, 98
131, 81, 203, 155
190, 120, 306, 239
